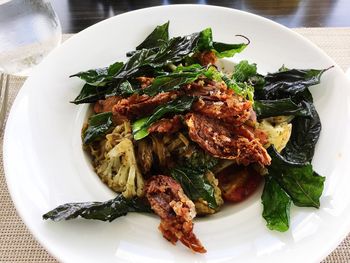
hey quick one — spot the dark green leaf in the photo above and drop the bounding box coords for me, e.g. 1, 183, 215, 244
114, 48, 157, 80
282, 103, 321, 163
262, 176, 291, 232
70, 62, 124, 86
43, 194, 151, 222
71, 83, 111, 104
136, 21, 169, 50
117, 80, 136, 96
212, 41, 247, 58
197, 28, 213, 51
171, 167, 217, 209
150, 32, 202, 67
83, 112, 114, 144
140, 66, 206, 96
183, 149, 219, 173
255, 68, 330, 100
254, 98, 312, 119
170, 149, 218, 209
197, 28, 247, 58
132, 96, 195, 140
268, 146, 325, 208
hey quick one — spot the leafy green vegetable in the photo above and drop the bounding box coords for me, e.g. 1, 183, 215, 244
282, 103, 321, 163
136, 21, 169, 50
132, 96, 195, 140
71, 83, 111, 104
183, 150, 219, 173
43, 194, 151, 222
117, 80, 136, 96
254, 98, 312, 119
171, 149, 218, 209
232, 60, 257, 83
221, 60, 258, 101
71, 62, 124, 86
114, 48, 157, 80
212, 41, 247, 58
255, 68, 330, 100
174, 63, 203, 72
83, 112, 114, 144
140, 70, 205, 96
197, 28, 248, 58
171, 168, 217, 209
268, 146, 325, 208
221, 74, 244, 95
72, 24, 249, 103
262, 176, 291, 232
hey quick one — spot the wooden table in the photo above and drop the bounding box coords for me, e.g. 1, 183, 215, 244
51, 0, 350, 33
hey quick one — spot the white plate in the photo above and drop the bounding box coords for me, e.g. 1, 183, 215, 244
4, 5, 350, 263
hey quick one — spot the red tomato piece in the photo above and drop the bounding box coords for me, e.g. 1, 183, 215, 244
217, 165, 262, 203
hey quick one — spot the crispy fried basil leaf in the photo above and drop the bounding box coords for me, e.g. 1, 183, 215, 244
262, 176, 291, 232
255, 68, 329, 100
136, 21, 169, 50
83, 112, 114, 144
71, 83, 111, 104
70, 62, 124, 86
183, 149, 219, 173
254, 98, 312, 119
140, 70, 205, 96
197, 28, 247, 58
43, 194, 151, 222
132, 96, 195, 140
212, 41, 247, 58
268, 146, 325, 208
171, 167, 217, 209
171, 149, 219, 209
282, 103, 321, 163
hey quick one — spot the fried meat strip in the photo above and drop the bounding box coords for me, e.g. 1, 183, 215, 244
112, 91, 179, 120
93, 96, 122, 113
185, 79, 252, 125
185, 113, 271, 166
148, 115, 183, 134
145, 175, 206, 253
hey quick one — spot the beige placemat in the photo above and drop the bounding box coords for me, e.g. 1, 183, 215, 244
1, 28, 350, 263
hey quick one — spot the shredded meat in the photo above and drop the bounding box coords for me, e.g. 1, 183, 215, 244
145, 175, 206, 253
195, 51, 217, 66
185, 113, 271, 166
185, 79, 252, 125
112, 91, 179, 120
148, 115, 183, 134
93, 96, 122, 113
184, 78, 227, 98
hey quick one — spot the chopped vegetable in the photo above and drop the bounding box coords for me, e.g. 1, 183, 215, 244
96, 138, 145, 198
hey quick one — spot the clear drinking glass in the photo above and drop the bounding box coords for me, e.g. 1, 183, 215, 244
0, 0, 62, 76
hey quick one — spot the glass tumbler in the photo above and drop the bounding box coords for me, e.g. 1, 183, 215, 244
0, 0, 62, 75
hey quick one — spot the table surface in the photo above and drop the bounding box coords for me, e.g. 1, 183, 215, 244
51, 0, 350, 33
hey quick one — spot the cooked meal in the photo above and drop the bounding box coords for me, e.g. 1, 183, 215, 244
43, 22, 330, 253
